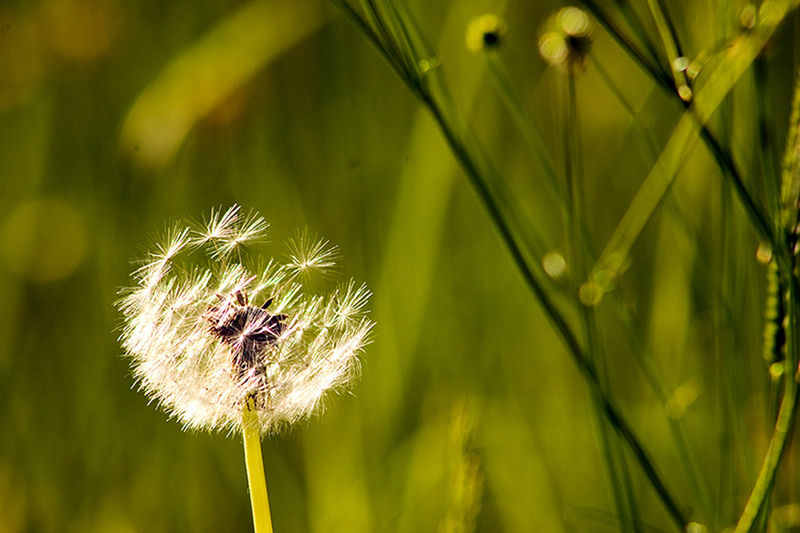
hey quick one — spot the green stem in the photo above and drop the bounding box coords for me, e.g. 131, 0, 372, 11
564, 70, 639, 532
579, 0, 672, 87
734, 266, 800, 533
580, 0, 786, 256
733, 377, 798, 532
243, 400, 273, 533
645, 0, 691, 101
485, 55, 562, 206
420, 86, 689, 533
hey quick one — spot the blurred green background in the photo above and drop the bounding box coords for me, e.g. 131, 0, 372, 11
1, 0, 799, 531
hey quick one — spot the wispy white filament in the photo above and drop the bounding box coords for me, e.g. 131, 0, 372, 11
117, 205, 373, 435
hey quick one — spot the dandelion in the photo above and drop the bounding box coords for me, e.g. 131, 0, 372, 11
117, 205, 373, 532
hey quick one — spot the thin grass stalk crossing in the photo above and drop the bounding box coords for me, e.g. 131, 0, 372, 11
329, 1, 690, 527
563, 65, 641, 532
579, 0, 672, 87
327, 0, 800, 529
580, 0, 795, 263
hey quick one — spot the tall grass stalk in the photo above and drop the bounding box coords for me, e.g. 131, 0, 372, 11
562, 61, 642, 531
330, 0, 800, 529
734, 68, 800, 533
330, 0, 689, 527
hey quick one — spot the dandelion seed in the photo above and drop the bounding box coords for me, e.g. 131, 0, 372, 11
230, 212, 270, 247
117, 205, 374, 436
285, 228, 339, 278
190, 205, 268, 262
193, 205, 240, 245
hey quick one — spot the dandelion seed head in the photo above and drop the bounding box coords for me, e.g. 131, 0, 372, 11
117, 206, 373, 435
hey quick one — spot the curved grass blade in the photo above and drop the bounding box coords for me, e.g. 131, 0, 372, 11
120, 0, 323, 168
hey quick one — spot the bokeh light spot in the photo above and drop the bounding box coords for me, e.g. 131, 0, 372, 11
542, 251, 567, 280
38, 0, 121, 63
1, 200, 89, 283
558, 7, 590, 37
538, 32, 568, 65
0, 11, 46, 110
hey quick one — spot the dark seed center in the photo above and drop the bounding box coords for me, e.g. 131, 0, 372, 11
207, 304, 286, 374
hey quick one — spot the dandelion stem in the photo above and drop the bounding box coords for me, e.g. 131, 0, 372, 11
242, 400, 273, 533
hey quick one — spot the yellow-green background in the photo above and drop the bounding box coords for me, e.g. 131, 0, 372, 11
1, 0, 798, 531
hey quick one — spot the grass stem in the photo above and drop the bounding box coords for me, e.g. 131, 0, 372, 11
331, 1, 691, 526
733, 375, 798, 532
645, 0, 691, 100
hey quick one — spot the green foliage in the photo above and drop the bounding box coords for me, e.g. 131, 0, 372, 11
1, 0, 800, 531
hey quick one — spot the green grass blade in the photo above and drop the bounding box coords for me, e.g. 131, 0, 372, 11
733, 301, 799, 532
645, 0, 691, 101
579, 0, 672, 88
332, 0, 412, 80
